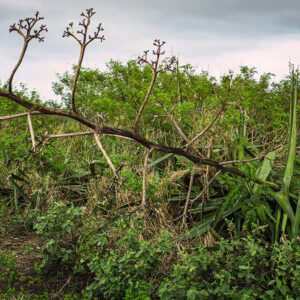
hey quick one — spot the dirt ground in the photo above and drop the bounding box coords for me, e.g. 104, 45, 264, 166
0, 224, 83, 299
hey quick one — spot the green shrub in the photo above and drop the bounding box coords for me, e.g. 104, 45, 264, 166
80, 216, 173, 299
33, 201, 85, 270
0, 249, 18, 292
158, 226, 299, 299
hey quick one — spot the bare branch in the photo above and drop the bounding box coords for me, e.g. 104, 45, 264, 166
86, 23, 105, 45
27, 111, 36, 150
134, 73, 157, 132
190, 170, 222, 206
46, 131, 135, 141
158, 56, 177, 73
142, 147, 154, 210
182, 165, 196, 226
186, 101, 227, 149
62, 8, 104, 113
157, 103, 204, 158
220, 153, 266, 165
93, 131, 119, 179
134, 40, 176, 133
8, 12, 48, 93
62, 23, 82, 45
0, 111, 42, 120
186, 76, 234, 149
47, 131, 94, 139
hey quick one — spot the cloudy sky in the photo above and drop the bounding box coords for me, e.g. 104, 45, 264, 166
1, 0, 300, 101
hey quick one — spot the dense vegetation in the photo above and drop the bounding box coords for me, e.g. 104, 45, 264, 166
0, 8, 299, 300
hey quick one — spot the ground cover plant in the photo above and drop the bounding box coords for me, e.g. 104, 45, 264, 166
0, 8, 299, 299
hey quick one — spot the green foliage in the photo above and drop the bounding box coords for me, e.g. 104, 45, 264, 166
1, 60, 299, 298
33, 201, 85, 270
158, 226, 300, 299
187, 160, 276, 239
0, 81, 42, 116
124, 280, 152, 300
79, 216, 173, 299
0, 249, 18, 292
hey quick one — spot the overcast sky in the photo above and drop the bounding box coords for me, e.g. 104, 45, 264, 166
1, 0, 300, 101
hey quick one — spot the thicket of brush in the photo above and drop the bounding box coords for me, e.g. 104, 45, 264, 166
0, 8, 299, 299
0, 61, 299, 299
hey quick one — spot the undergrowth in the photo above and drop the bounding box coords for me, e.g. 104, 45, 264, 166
0, 61, 299, 298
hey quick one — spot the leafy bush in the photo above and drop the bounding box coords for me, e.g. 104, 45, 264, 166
158, 226, 300, 299
0, 249, 18, 293
80, 216, 173, 299
33, 201, 85, 270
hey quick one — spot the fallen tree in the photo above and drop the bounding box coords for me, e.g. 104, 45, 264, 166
0, 9, 299, 237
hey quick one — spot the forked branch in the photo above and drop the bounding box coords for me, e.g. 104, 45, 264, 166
134, 40, 176, 132
63, 8, 104, 113
186, 76, 234, 149
8, 11, 47, 93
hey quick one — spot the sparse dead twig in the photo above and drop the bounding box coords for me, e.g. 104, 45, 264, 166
51, 275, 72, 299
220, 153, 266, 165
157, 103, 205, 158
47, 131, 94, 139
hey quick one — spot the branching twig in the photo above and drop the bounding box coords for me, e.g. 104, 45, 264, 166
8, 12, 48, 93
157, 103, 204, 158
190, 170, 222, 206
134, 40, 176, 132
63, 8, 104, 113
51, 275, 72, 298
186, 76, 234, 149
186, 102, 227, 149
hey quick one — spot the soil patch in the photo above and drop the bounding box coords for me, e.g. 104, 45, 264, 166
0, 225, 83, 299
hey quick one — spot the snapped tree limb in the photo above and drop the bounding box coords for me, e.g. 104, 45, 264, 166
0, 9, 281, 193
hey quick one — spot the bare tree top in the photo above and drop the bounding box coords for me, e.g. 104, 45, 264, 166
62, 8, 104, 46
9, 11, 48, 42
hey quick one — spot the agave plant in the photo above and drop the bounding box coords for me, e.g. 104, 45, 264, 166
271, 67, 299, 240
